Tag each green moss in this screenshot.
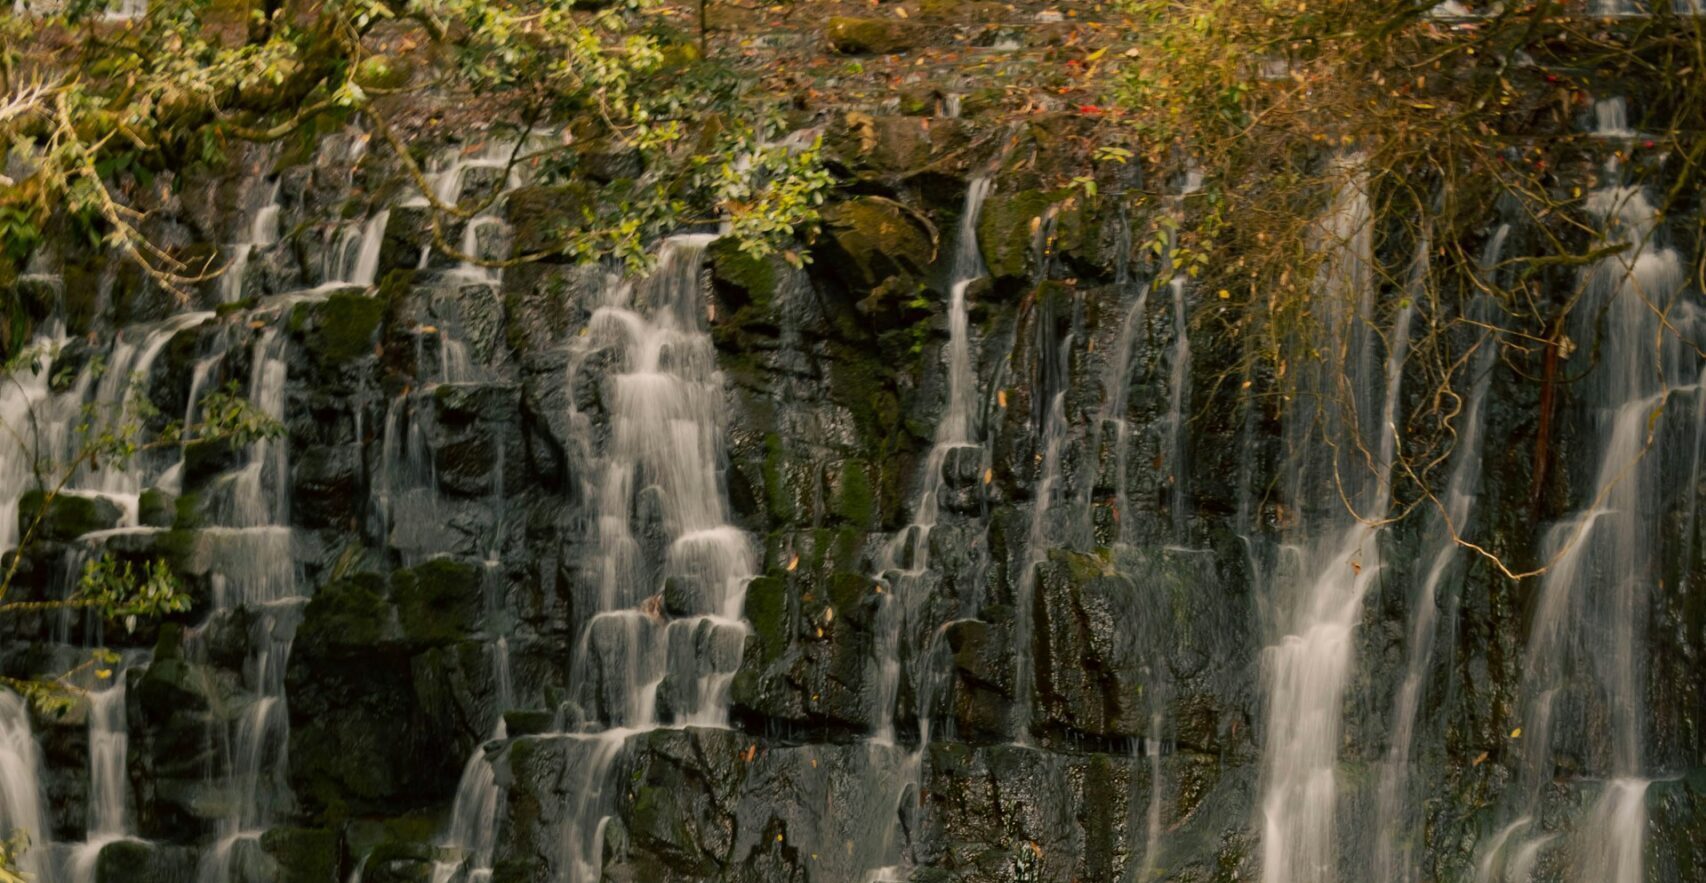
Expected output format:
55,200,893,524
761,433,794,524
298,292,385,366
832,458,875,526
19,489,121,541
742,575,789,663
139,488,175,528
302,573,390,647
354,54,412,90
391,558,480,645
505,184,595,256
977,189,1058,283
826,571,870,617
814,197,935,292
707,236,779,307
259,827,338,883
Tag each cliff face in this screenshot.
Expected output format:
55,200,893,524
3,6,1706,883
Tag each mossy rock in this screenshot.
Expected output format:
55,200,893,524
503,709,555,737
355,54,412,91
831,458,876,525
139,488,176,528
183,437,244,488
301,573,392,649
94,838,197,883
294,291,385,367
741,575,789,663
976,189,1060,284
827,113,937,175
812,197,936,299
362,838,434,883
391,558,481,645
19,490,121,542
259,827,338,883
707,236,780,309
827,17,922,55
917,0,1009,21
505,184,596,257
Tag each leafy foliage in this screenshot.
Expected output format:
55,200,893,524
0,0,830,294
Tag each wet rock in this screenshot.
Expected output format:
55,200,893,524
1030,549,1143,739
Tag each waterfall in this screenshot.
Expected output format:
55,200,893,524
195,319,307,883
66,656,146,883
76,311,214,516
1374,226,1508,883
870,175,992,737
1259,164,1413,883
0,333,62,552
1476,95,1693,883
1009,388,1068,744
1079,206,1147,551
0,692,53,882
220,177,282,304
1164,276,1191,542
858,177,993,883
429,723,507,883
349,210,391,289
553,234,753,881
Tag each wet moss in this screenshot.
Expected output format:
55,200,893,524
259,827,338,883
139,488,175,528
742,575,789,663
391,558,480,645
295,291,384,367
831,458,875,526
302,573,391,648
19,489,121,541
708,236,779,308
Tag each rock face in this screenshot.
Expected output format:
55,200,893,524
1,18,1705,883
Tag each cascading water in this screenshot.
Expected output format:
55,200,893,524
220,175,282,304
65,655,147,883
194,318,306,883
1258,164,1414,883
1475,96,1694,883
0,692,53,882
553,234,754,882
1374,226,1508,883
861,176,993,883
1163,276,1191,541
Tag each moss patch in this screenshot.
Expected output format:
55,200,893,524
391,558,480,645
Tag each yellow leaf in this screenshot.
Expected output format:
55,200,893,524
1510,727,1522,739
1472,751,1489,767
96,669,112,680
998,389,1008,408
1218,289,1231,300
983,468,993,485
786,554,799,572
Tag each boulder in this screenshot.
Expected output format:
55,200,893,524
826,17,922,55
